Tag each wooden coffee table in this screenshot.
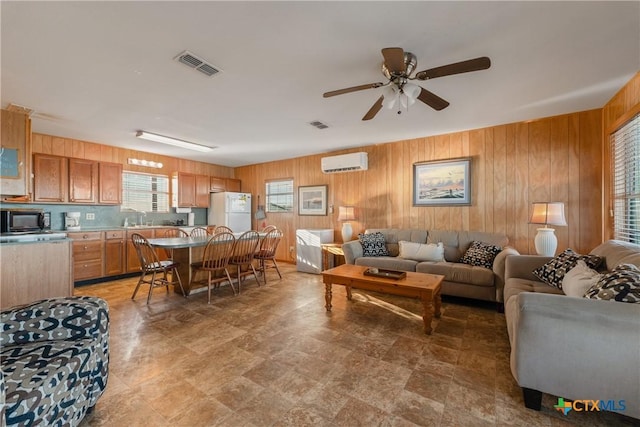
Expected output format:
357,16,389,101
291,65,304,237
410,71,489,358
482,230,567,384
322,264,444,334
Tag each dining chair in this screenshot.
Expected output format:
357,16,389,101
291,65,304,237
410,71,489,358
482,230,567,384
190,227,209,237
162,228,189,260
130,233,186,303
254,227,283,284
189,232,236,303
228,230,260,293
214,225,233,234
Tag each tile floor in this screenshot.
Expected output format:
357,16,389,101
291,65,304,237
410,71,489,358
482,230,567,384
77,264,636,426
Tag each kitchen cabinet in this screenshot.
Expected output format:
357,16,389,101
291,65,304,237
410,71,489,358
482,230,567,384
126,228,155,273
69,158,98,203
99,162,122,204
0,109,32,198
33,153,68,202
68,231,103,280
0,239,73,309
104,230,126,276
210,176,241,193
174,172,210,207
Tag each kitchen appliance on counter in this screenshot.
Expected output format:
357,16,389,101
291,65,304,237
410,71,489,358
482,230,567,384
208,192,252,233
0,232,67,243
65,212,81,231
1,209,50,233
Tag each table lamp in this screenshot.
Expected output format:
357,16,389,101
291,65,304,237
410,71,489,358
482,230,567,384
529,202,567,256
337,206,356,242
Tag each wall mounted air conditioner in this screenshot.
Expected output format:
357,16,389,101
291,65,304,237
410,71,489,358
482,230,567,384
321,152,368,173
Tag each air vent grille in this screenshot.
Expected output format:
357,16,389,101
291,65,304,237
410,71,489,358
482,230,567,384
174,50,221,77
310,120,329,130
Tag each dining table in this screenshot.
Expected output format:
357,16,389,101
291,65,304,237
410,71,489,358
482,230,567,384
146,232,266,295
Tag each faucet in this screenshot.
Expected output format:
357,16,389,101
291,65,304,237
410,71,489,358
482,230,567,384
138,211,146,226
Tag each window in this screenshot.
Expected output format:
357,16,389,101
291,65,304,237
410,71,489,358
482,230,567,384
265,179,293,212
122,172,170,212
611,112,640,243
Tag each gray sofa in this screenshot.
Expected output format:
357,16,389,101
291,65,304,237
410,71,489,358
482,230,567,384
342,229,519,304
504,240,640,419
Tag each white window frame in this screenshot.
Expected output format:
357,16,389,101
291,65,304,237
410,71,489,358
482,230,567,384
121,171,170,213
265,179,294,213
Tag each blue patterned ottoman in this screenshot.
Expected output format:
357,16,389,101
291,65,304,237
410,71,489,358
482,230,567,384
1,297,110,426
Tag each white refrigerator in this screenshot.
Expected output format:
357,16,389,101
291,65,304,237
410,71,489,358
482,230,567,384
208,192,252,232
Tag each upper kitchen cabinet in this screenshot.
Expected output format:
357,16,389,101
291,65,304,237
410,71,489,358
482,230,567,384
99,162,122,204
0,109,32,197
173,172,210,207
210,176,241,193
69,158,98,203
33,153,68,202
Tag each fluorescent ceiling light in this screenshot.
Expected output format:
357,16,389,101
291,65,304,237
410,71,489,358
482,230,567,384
136,131,215,152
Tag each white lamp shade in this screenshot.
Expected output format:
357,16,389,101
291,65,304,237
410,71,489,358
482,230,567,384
337,206,356,221
530,202,567,226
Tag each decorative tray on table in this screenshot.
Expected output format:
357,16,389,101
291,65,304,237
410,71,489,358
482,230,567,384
363,268,406,280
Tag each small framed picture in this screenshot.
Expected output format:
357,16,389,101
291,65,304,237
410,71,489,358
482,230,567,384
298,185,328,215
413,157,472,206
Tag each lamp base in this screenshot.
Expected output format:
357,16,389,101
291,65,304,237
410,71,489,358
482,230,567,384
341,222,353,242
534,227,557,256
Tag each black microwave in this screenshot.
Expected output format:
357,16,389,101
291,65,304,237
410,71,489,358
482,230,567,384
0,209,51,233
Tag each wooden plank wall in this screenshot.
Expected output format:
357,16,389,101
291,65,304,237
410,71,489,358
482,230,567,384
236,109,603,258
31,133,234,178
602,72,640,241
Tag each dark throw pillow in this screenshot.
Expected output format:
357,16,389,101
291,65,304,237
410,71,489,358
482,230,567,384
359,232,389,257
459,241,502,269
584,263,640,303
532,248,603,289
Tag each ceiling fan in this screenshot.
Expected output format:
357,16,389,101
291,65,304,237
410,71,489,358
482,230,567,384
323,47,491,120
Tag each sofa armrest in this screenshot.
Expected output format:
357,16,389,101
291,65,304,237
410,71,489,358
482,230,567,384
492,247,520,302
342,240,363,264
505,255,552,282
0,296,109,347
508,292,640,417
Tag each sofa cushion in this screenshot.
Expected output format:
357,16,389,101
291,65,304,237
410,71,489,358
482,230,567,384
532,248,603,289
585,263,640,303
365,229,428,257
355,256,418,272
398,241,444,262
562,260,601,297
427,230,509,262
459,241,502,269
358,232,389,257
590,240,640,271
503,277,565,303
416,262,494,287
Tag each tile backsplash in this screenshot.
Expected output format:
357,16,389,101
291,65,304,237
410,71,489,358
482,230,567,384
0,203,208,230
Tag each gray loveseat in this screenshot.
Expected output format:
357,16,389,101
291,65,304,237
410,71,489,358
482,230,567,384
504,240,640,419
342,229,519,305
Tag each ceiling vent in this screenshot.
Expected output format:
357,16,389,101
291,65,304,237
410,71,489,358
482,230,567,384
174,50,221,77
309,120,329,130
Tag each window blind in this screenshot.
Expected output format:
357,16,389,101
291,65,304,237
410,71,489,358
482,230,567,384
122,172,170,212
265,179,293,212
611,112,640,243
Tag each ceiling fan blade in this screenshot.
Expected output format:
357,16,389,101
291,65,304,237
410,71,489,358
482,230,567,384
323,82,384,98
415,56,491,80
417,88,449,111
381,47,406,74
362,96,384,121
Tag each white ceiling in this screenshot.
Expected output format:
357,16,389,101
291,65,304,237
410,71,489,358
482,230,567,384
2,2,638,167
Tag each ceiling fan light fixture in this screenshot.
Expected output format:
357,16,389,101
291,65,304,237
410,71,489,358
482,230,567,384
135,131,215,152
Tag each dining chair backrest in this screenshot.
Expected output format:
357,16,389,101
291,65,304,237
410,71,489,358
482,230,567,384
131,233,161,269
258,227,283,258
231,230,260,263
214,225,233,234
190,227,209,237
261,225,277,233
201,232,236,270
163,228,189,238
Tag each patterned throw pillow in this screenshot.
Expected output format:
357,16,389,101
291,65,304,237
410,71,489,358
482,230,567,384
532,248,603,289
584,263,640,303
359,232,389,257
459,241,502,269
